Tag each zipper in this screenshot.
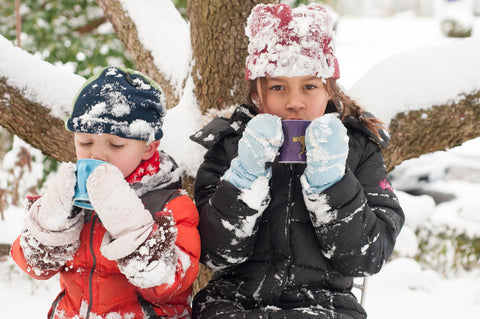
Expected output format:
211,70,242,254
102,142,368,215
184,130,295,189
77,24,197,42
48,290,65,319
285,164,294,261
275,164,295,304
86,214,98,319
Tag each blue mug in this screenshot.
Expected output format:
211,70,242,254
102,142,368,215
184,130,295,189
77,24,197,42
74,159,107,209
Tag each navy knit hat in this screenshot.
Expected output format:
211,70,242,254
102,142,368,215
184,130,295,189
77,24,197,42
66,66,166,142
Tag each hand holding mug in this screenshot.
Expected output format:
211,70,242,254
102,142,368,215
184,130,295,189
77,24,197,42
36,162,78,231
303,114,349,192
222,114,284,189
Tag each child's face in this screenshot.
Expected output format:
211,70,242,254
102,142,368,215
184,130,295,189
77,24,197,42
74,132,154,177
256,76,331,121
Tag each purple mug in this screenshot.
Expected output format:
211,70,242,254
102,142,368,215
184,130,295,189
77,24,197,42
278,120,311,163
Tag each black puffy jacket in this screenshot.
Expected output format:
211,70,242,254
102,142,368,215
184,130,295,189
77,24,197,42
191,104,404,319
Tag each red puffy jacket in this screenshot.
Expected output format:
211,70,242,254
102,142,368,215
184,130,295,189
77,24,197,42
11,152,200,319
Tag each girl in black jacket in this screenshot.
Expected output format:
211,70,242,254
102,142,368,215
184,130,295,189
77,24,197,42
190,3,404,318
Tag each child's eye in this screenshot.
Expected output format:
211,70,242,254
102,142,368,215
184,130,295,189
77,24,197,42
270,85,284,91
79,142,92,146
304,84,317,90
110,144,124,148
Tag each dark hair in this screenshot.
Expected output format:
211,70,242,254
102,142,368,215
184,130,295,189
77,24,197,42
246,78,385,138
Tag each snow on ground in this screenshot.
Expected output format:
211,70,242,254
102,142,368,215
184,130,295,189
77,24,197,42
1,10,480,319
365,259,480,318
0,255,59,317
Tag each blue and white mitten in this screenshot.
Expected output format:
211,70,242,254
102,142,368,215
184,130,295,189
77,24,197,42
302,114,349,194
222,114,283,189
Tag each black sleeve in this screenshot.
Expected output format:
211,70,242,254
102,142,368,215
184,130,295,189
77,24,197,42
194,140,266,271
305,134,405,276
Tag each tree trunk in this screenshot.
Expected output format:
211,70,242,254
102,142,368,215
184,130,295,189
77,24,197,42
187,0,277,113
95,0,179,108
187,0,277,293
0,77,76,162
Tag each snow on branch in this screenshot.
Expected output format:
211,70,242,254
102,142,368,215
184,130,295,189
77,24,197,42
0,35,84,120
349,37,480,126
120,0,191,95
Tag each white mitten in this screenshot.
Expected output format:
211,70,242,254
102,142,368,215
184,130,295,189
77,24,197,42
25,162,84,246
35,162,77,231
86,164,155,260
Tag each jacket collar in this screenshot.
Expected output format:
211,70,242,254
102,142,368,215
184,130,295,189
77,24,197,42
342,112,389,149
128,150,183,197
191,103,388,150
190,104,258,149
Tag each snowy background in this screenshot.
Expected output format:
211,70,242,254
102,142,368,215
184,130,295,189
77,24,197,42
1,2,480,318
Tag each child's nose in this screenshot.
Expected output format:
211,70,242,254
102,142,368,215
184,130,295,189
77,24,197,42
90,148,108,162
286,93,305,112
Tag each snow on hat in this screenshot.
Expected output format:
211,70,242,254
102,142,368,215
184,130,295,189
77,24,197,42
66,66,166,142
245,3,340,81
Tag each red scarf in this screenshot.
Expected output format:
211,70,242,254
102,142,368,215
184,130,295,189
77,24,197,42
126,150,161,185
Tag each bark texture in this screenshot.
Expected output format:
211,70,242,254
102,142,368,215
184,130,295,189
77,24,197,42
0,77,76,162
384,90,480,171
192,263,213,296
187,0,277,112
96,0,179,108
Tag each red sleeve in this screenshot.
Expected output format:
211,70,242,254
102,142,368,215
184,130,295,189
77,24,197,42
139,194,200,302
10,236,59,280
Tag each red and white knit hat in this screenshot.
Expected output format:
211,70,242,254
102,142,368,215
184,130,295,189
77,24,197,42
245,3,340,81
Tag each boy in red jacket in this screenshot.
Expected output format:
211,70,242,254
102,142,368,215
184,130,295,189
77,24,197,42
11,66,200,319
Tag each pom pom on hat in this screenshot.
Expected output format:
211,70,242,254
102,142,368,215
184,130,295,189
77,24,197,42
66,67,166,142
245,3,340,81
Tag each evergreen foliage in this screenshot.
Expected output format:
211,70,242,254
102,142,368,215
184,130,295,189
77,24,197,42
440,18,473,38
0,0,133,78
417,226,480,274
